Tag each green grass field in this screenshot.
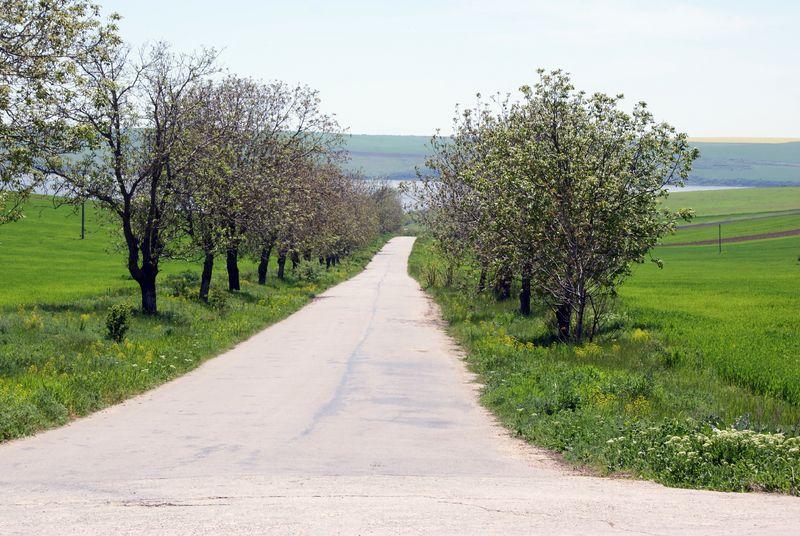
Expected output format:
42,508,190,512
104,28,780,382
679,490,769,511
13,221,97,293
0,196,388,441
625,237,800,404
659,186,800,245
643,186,800,405
665,186,800,217
409,186,800,493
0,196,201,306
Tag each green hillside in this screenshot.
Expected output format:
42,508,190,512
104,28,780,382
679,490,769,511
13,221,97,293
343,134,430,179
690,141,800,186
343,135,800,186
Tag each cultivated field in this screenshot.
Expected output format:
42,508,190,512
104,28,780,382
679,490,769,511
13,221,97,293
664,185,800,217
659,187,800,244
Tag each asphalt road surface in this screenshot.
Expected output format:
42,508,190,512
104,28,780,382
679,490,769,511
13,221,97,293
1,237,798,535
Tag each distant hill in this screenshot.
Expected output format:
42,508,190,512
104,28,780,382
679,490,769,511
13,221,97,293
688,141,800,186
343,134,431,180
342,134,800,186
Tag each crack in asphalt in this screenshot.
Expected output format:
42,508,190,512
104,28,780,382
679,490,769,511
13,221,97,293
295,256,393,438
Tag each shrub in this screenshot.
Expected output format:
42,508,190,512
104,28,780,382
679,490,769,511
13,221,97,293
164,271,200,298
444,263,455,287
297,260,323,283
422,264,438,288
206,288,229,312
105,303,133,342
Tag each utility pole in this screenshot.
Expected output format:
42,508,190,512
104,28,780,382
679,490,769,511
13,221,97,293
718,223,721,254
81,202,85,240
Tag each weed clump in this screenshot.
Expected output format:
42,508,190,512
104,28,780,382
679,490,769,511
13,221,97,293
297,260,323,283
165,271,200,298
206,288,229,312
422,264,438,288
105,303,133,342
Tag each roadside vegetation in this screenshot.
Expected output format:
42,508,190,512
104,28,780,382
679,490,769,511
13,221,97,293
409,68,800,494
411,231,800,494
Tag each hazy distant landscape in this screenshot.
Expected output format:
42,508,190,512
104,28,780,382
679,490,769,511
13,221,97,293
344,134,800,187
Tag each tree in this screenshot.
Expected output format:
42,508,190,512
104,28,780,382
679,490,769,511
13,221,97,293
0,0,115,224
420,70,698,342
171,81,236,301
370,181,404,234
483,70,697,340
223,80,341,291
415,102,517,296
174,76,345,294
51,41,218,314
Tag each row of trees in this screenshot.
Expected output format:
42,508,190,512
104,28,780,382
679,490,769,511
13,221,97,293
2,1,402,314
415,70,698,342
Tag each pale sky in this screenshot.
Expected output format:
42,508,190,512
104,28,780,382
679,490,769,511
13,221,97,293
98,0,800,137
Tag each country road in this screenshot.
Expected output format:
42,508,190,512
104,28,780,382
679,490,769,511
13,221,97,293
1,236,798,535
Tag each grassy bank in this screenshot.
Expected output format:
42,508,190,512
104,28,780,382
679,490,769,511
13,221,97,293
409,236,800,494
0,197,390,442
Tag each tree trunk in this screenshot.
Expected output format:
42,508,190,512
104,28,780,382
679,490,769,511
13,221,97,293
138,271,158,315
326,256,332,269
226,247,240,291
291,251,300,271
257,243,273,285
277,249,287,280
477,267,487,293
574,292,587,342
199,252,214,302
519,273,531,316
493,267,512,301
556,303,571,341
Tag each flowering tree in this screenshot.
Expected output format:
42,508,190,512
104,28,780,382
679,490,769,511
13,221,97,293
0,0,115,224
421,70,698,341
